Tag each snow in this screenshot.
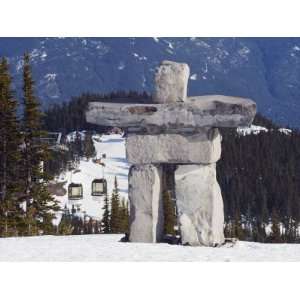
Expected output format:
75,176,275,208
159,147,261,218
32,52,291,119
195,40,211,48
0,234,299,261
190,73,197,80
40,51,47,60
237,125,268,136
166,48,174,54
44,73,57,81
66,130,86,142
237,125,292,136
54,134,130,222
153,37,159,42
16,59,24,72
293,45,300,51
118,61,125,70
278,128,292,135
167,41,174,49
132,53,147,61
30,48,40,58
238,46,250,58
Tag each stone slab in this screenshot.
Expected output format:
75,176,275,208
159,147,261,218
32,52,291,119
128,164,164,243
126,128,221,164
175,164,225,246
86,95,256,133
153,60,190,104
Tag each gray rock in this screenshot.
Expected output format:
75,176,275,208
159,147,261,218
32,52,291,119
126,128,221,164
175,164,225,246
128,164,164,243
153,60,190,103
86,95,256,132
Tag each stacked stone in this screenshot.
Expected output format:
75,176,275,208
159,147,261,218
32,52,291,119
86,60,256,247
127,61,223,246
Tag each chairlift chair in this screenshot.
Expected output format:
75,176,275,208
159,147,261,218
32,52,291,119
68,183,83,200
91,178,107,196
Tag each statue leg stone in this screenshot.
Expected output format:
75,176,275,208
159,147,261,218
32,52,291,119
128,164,164,243
175,164,225,246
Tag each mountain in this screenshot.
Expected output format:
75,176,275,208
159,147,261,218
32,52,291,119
1,37,300,127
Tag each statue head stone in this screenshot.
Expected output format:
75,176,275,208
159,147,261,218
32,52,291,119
153,60,190,103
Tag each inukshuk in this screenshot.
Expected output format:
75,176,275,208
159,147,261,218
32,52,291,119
86,60,256,246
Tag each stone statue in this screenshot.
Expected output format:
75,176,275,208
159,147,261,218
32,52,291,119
86,60,256,246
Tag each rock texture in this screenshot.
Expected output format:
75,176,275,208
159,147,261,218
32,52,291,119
175,164,225,246
128,164,164,243
86,95,256,133
153,60,190,104
86,60,256,247
126,128,221,164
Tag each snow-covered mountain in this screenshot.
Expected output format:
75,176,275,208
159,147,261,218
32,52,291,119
1,37,300,127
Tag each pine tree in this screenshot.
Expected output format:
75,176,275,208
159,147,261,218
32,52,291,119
119,198,129,234
57,205,73,235
233,211,245,240
110,176,121,233
20,53,59,235
270,208,282,243
73,131,84,159
162,190,176,236
101,192,110,233
83,132,96,160
0,57,23,237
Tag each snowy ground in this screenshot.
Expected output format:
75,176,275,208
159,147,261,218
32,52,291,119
54,133,129,223
0,234,299,261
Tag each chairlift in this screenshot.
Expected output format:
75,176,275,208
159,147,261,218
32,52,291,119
68,183,83,200
91,178,107,196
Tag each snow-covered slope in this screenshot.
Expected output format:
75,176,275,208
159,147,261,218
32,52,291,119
0,234,299,261
54,134,130,223
237,125,268,136
237,125,292,136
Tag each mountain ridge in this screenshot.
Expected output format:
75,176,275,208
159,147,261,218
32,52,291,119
1,37,299,127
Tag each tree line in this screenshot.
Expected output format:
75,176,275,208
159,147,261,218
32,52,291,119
43,91,151,134
0,54,59,237
218,115,300,243
57,176,129,236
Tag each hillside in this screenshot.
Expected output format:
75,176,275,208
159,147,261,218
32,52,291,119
1,37,300,127
53,133,129,224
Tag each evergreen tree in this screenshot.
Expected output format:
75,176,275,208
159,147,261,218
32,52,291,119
94,220,101,234
119,198,129,234
101,192,110,233
57,205,73,235
0,57,23,237
73,131,84,158
20,53,59,235
110,176,121,233
270,208,282,243
162,190,176,236
83,132,96,160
